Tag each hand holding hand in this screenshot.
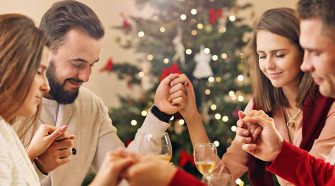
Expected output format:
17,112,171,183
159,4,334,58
239,110,283,162
169,74,200,120
34,127,75,173
125,154,177,186
26,124,68,161
155,74,186,115
90,149,134,186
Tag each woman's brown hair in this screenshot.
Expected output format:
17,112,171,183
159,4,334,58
0,14,49,137
248,8,316,112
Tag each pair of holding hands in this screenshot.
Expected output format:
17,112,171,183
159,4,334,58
154,73,198,119
236,110,284,162
26,124,75,173
91,149,177,186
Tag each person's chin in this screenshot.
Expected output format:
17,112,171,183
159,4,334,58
319,85,333,98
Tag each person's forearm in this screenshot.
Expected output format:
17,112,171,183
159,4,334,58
267,141,335,186
184,112,210,146
26,147,37,162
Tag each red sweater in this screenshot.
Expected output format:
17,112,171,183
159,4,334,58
266,141,335,186
169,168,206,186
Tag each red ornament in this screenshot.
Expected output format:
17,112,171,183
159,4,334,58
179,150,195,167
232,108,241,120
160,63,182,81
100,57,113,72
120,13,132,29
208,8,223,25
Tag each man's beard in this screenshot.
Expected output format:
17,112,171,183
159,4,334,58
46,61,81,104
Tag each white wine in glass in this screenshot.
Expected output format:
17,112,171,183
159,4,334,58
139,132,172,162
195,161,216,175
194,143,218,184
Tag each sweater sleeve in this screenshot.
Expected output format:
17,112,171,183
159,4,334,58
266,141,335,186
0,136,12,184
169,168,206,186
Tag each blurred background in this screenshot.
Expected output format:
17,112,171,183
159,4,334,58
1,0,297,185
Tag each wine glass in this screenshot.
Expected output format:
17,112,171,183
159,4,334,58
139,132,172,162
194,143,218,184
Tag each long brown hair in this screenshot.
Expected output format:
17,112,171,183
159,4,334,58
248,8,316,112
0,14,48,132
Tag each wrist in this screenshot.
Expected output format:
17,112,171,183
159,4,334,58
183,111,201,124
151,104,173,123
271,139,284,162
26,146,38,162
34,157,49,175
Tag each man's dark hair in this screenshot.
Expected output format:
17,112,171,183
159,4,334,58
297,0,335,30
40,0,105,51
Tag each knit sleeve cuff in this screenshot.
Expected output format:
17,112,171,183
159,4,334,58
169,168,205,186
266,141,306,176
139,107,170,136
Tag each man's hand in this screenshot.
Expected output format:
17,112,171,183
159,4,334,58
35,129,75,173
169,74,200,121
90,149,134,186
238,110,284,162
155,73,186,115
26,124,68,161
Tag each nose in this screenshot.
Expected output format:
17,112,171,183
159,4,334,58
265,57,276,70
78,65,91,82
300,53,314,72
41,76,50,94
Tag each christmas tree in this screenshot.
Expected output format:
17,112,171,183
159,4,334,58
101,0,253,184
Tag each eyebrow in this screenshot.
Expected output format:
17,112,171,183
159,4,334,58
257,49,288,53
72,58,100,63
303,47,321,52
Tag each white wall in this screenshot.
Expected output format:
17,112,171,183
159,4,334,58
0,0,297,107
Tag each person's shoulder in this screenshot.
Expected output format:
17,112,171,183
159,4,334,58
76,87,106,109
78,87,103,103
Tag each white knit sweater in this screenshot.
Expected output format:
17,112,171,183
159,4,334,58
0,117,40,186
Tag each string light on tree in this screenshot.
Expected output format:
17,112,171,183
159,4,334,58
197,23,204,29
218,26,227,33
191,30,198,36
205,89,211,95
185,49,192,55
138,31,145,38
237,74,244,81
216,77,222,82
238,95,244,102
236,178,245,186
231,125,237,132
215,113,222,120
138,71,144,78
141,110,148,116
160,27,166,32
191,9,197,15
179,119,185,125
229,91,235,97
210,104,217,111
180,14,187,21
208,76,215,83
147,54,153,61
229,15,236,22
213,141,220,147
204,48,210,54
163,58,169,64
222,116,229,122
221,53,228,59
131,120,137,126
212,55,218,61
